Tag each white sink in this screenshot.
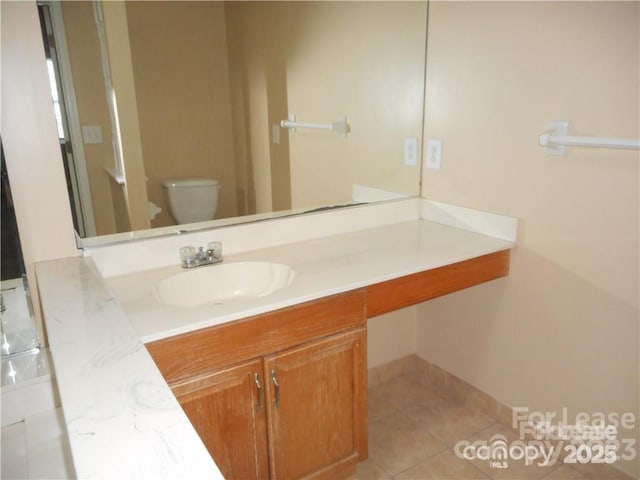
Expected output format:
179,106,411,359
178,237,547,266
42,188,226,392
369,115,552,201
155,261,295,307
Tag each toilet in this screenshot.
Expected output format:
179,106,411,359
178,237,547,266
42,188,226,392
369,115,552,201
162,178,220,224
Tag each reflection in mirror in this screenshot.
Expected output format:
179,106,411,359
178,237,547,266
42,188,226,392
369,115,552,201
1,145,42,368
40,1,427,245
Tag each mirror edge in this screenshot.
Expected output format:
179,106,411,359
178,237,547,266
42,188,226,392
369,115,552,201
76,196,421,249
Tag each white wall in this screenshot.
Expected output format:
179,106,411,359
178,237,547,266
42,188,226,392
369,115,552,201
420,2,639,477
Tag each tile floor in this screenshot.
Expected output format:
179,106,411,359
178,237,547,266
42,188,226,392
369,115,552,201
356,374,634,480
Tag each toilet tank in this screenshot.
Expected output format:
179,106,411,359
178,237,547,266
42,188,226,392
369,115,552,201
162,178,220,224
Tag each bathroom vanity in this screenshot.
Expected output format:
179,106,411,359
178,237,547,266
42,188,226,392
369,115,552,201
35,200,516,479
148,290,367,480
145,249,509,479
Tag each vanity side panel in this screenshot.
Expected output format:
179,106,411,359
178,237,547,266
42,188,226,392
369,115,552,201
147,289,367,384
366,250,511,318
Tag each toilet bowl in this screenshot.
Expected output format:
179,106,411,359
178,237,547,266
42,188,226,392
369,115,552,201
162,178,220,224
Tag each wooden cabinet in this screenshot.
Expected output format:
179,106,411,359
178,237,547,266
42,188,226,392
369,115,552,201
172,359,269,480
265,329,365,480
147,290,367,480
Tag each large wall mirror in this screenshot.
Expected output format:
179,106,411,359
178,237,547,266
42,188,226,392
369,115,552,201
39,0,427,246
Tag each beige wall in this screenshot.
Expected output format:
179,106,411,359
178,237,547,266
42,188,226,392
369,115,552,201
61,1,118,236
225,2,426,213
368,307,417,370
126,1,238,227
62,1,150,234
101,1,150,232
420,2,639,477
284,1,426,209
225,2,277,215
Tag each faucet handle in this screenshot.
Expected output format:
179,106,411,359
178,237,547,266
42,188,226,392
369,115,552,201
207,241,222,258
179,246,196,266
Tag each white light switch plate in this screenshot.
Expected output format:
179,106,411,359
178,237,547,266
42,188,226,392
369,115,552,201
82,126,103,144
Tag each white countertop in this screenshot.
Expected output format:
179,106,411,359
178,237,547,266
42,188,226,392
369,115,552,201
108,220,513,343
36,208,515,480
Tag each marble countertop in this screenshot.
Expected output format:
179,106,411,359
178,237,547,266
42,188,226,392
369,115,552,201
36,214,514,480
36,257,223,480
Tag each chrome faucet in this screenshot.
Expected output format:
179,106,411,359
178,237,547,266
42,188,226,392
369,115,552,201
179,241,223,269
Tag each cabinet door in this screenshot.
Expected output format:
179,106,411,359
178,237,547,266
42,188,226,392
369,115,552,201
265,328,366,480
172,358,269,480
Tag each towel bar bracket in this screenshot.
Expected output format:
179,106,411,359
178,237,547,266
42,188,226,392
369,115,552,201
540,121,570,156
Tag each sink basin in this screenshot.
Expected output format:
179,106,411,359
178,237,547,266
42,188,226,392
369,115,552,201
155,261,295,307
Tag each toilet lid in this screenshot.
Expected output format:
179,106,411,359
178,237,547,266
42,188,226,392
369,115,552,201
162,178,219,188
